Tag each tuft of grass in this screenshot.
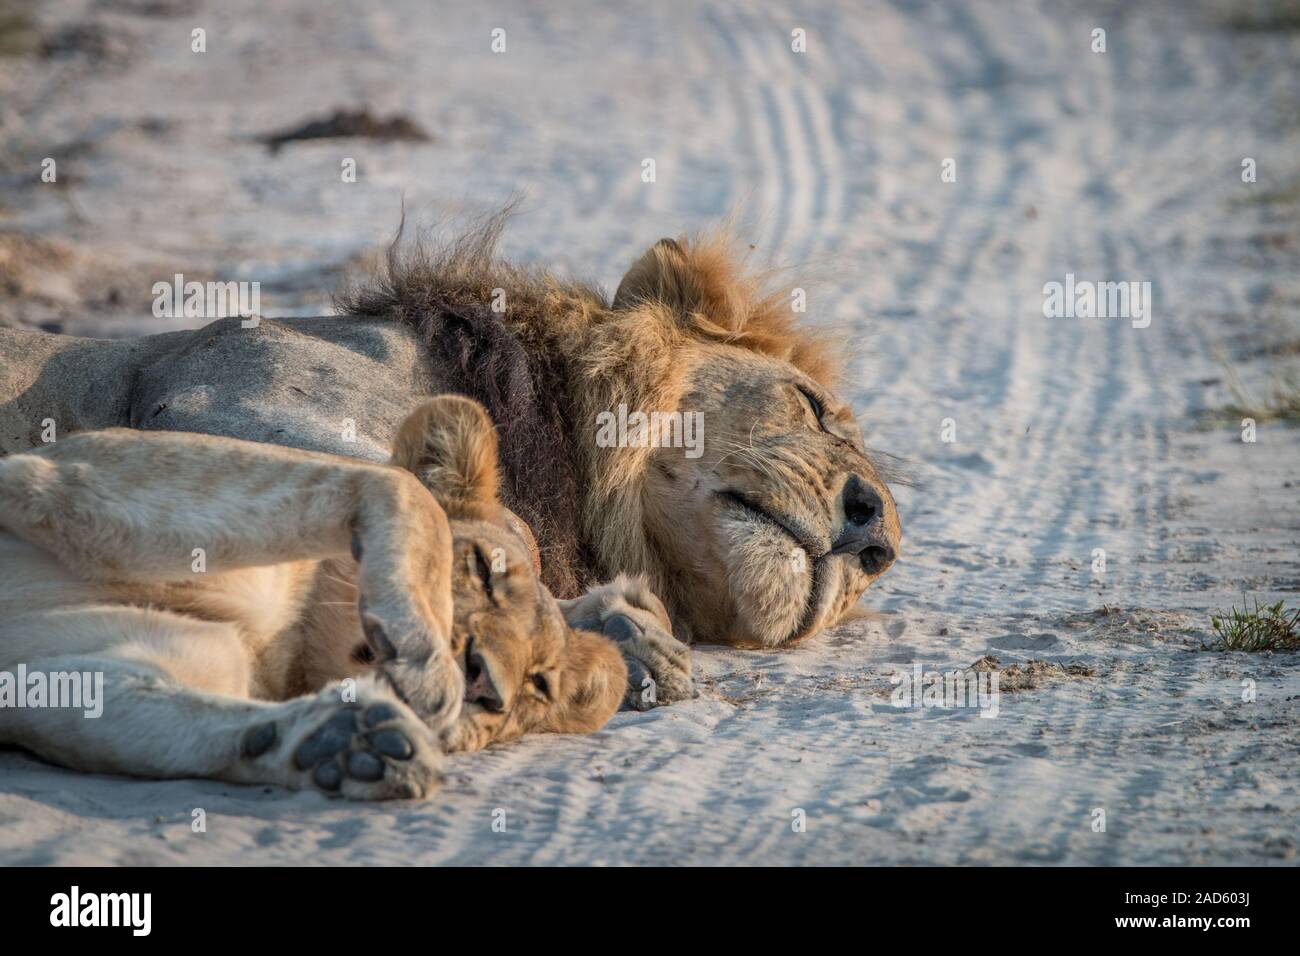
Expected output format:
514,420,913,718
1208,598,1300,651
1228,177,1300,209
1218,0,1300,31
1201,359,1300,426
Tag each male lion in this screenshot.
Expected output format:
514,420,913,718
0,211,901,694
0,396,643,798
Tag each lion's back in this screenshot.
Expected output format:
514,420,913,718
126,315,438,461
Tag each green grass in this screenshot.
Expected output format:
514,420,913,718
1209,598,1300,651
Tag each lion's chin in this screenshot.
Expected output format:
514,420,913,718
719,511,817,647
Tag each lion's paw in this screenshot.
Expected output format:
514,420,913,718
352,531,465,733
603,612,694,710
353,597,464,734
240,679,442,800
374,651,463,736
561,574,694,710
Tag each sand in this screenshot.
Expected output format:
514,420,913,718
0,0,1297,865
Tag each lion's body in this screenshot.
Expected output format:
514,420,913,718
0,398,640,797
1,213,900,650
0,316,431,464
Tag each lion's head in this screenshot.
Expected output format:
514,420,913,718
575,234,901,647
387,396,627,751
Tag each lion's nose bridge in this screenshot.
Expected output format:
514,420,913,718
465,643,509,712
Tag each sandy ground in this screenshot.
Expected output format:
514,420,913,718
1,0,1299,864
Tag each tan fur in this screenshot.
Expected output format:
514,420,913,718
340,215,901,647
0,397,630,798
585,233,902,646
391,396,502,521
0,211,899,694
611,230,841,386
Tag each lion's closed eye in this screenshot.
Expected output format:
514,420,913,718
796,386,830,434
472,545,495,599
529,670,557,702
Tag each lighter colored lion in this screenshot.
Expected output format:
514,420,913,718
0,209,901,693
0,396,644,798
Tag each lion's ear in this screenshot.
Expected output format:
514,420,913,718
390,396,501,518
612,237,697,313
541,629,627,734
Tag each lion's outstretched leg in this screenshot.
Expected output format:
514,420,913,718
560,575,694,710
0,606,441,799
0,429,462,727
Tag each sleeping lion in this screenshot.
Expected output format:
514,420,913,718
0,210,902,702
0,396,667,798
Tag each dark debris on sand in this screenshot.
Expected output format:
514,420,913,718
260,109,432,152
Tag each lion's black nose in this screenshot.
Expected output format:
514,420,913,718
832,476,897,575
857,542,895,575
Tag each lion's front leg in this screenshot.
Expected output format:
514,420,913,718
560,575,694,710
346,482,463,731
0,607,441,800
0,428,464,732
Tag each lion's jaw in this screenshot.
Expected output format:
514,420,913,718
636,348,901,647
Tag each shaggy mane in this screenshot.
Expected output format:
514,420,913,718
335,205,603,597
334,205,843,596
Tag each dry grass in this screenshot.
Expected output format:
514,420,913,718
1201,359,1300,426
1217,0,1300,31
1227,177,1300,209
0,2,36,57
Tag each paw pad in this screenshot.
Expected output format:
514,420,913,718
294,703,419,794
347,750,384,781
293,708,359,769
242,721,278,758
313,760,343,791
364,703,399,727
369,728,414,759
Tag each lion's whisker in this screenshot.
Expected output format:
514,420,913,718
712,432,784,483
712,438,780,481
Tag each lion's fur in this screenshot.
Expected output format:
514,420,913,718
0,396,633,797
0,207,899,649
336,208,603,599
334,209,895,645
335,209,849,607
610,231,842,387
